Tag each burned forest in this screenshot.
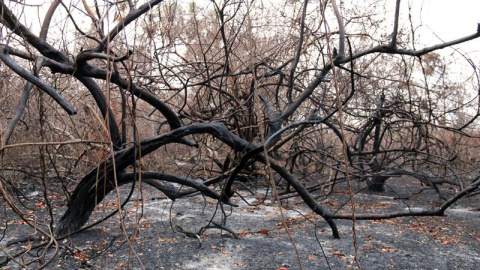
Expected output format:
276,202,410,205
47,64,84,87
1,0,480,269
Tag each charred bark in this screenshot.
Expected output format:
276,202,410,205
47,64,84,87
55,122,340,238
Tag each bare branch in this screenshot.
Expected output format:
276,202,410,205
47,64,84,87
390,0,401,48
39,0,60,40
76,50,133,63
0,46,76,115
0,2,69,62
4,0,61,145
331,0,345,58
287,0,309,103
95,0,165,52
75,76,122,150
339,31,480,63
332,177,480,220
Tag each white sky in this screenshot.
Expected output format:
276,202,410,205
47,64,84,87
403,0,480,61
419,0,480,40
4,0,480,70
12,1,480,48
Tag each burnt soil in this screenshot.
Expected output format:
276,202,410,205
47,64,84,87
1,177,479,270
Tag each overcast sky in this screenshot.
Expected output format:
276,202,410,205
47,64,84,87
409,0,479,57
420,0,479,39
8,0,480,64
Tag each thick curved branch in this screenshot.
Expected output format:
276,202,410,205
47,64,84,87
56,122,240,235
77,63,183,130
75,76,122,150
57,122,338,237
0,44,34,60
4,0,61,145
41,58,188,135
0,47,76,115
76,50,133,63
0,2,69,62
3,57,45,145
120,171,223,201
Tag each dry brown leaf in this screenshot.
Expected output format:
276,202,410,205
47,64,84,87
332,251,345,257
